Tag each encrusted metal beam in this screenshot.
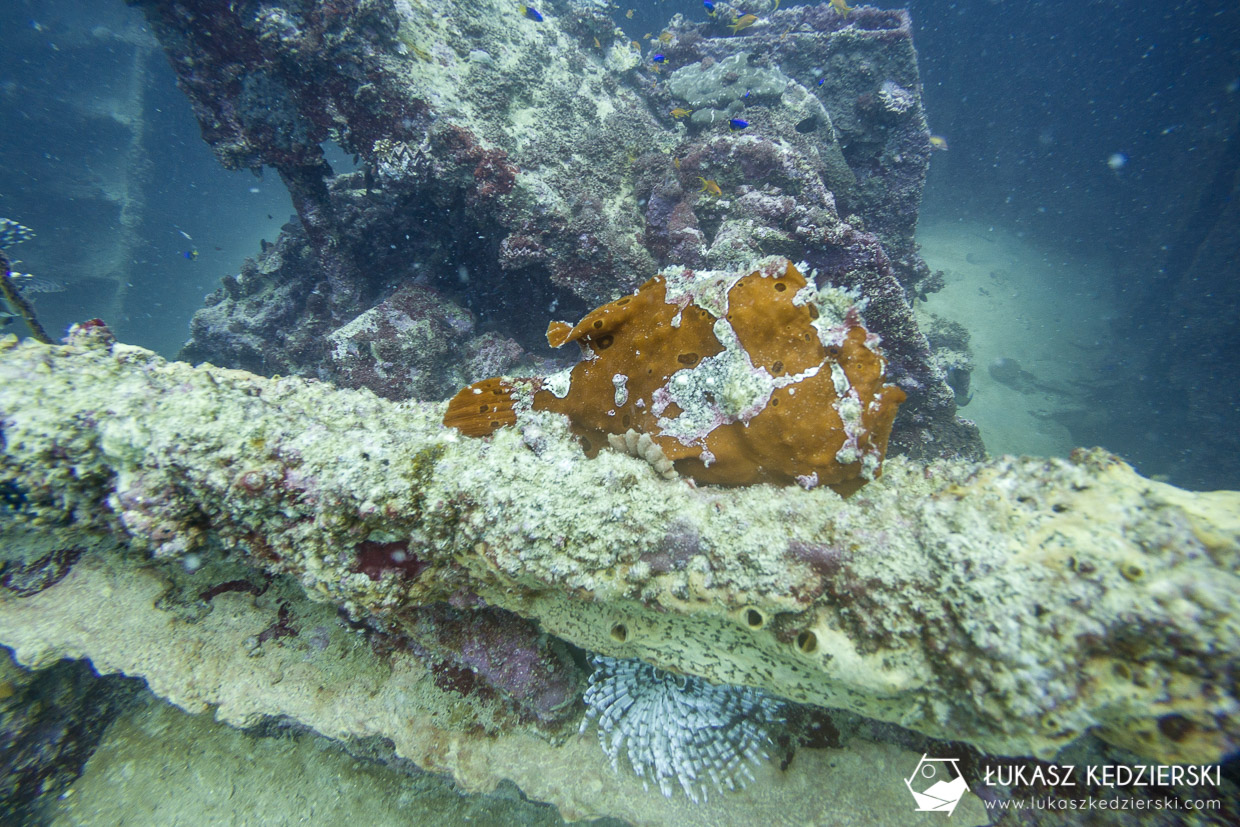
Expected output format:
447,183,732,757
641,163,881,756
1,325,1237,768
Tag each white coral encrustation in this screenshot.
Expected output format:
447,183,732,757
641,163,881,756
877,80,915,114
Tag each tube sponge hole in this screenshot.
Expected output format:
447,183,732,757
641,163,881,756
795,630,818,654
610,623,629,643
742,607,766,630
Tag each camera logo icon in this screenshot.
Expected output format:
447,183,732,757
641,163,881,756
904,754,969,816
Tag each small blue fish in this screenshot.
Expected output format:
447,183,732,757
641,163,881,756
0,217,35,248
703,0,717,17
729,118,749,130
183,249,199,260
652,54,666,64
520,4,543,21
817,78,826,86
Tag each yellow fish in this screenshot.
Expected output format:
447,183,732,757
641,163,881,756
698,177,722,197
671,107,693,119
626,9,634,19
593,36,601,48
929,135,949,151
830,0,853,16
730,13,758,34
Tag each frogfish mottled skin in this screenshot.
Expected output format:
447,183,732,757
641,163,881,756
444,258,905,494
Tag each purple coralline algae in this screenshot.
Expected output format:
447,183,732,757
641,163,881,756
400,603,584,726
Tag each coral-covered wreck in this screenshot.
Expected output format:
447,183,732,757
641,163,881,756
4,1,1237,823
148,0,979,460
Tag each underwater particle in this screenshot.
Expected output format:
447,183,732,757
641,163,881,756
1107,152,1128,171
580,655,784,803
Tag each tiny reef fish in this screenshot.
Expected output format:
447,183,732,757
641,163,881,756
0,218,35,248
929,135,949,151
729,118,750,130
830,0,853,16
698,177,722,196
183,249,199,260
652,54,666,64
626,9,634,19
730,13,758,34
703,0,717,17
671,107,693,119
520,4,543,22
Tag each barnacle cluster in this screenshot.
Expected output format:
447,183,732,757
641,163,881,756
580,655,785,803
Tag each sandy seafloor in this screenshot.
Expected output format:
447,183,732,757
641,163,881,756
37,203,1107,826
915,211,1120,461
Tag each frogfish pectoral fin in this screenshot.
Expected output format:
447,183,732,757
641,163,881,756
443,377,520,437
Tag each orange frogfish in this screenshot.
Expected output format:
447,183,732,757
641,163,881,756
443,258,905,494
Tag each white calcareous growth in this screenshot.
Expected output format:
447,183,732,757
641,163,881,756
580,655,785,803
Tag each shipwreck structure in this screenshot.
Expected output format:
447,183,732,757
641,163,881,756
4,1,1238,822
132,0,980,459
1,326,1238,822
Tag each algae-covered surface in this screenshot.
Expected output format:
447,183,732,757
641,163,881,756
50,697,577,827
2,0,1239,825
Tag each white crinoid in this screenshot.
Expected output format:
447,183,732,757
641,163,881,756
580,655,785,803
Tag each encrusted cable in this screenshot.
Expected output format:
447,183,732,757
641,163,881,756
0,249,51,344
